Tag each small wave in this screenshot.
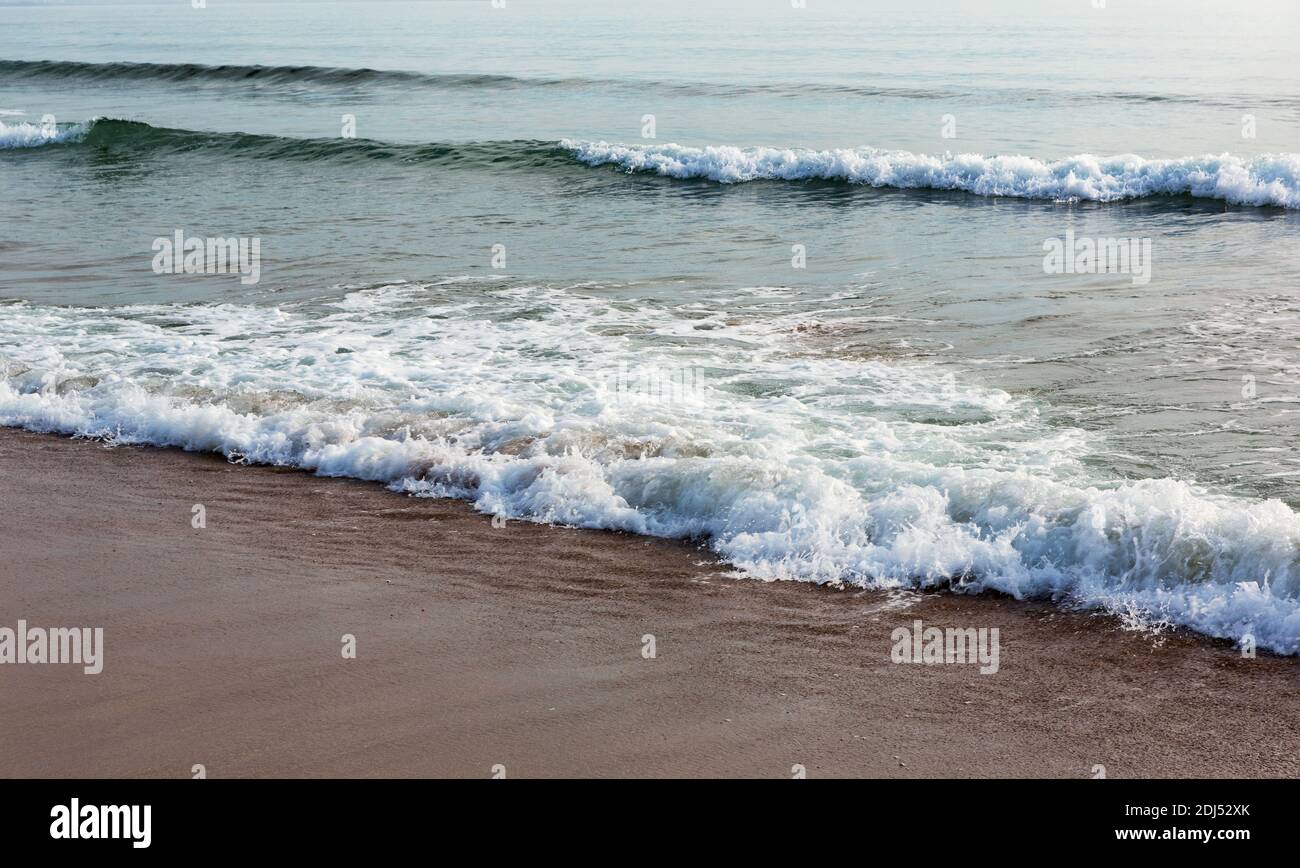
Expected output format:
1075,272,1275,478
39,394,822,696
565,140,1300,208
0,117,566,167
8,118,1299,211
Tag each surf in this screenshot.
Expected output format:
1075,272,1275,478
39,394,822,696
0,283,1296,655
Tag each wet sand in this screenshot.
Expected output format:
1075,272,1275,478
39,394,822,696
0,427,1295,778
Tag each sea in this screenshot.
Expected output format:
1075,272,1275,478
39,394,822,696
2,0,1299,653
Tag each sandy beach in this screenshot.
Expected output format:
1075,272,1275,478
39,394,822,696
0,427,1294,778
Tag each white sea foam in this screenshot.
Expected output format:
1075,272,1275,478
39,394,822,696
565,140,1300,208
0,118,90,148
1,284,1296,654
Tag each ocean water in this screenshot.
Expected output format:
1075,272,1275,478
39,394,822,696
2,0,1299,654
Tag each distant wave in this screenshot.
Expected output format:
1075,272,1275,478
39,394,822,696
0,58,545,90
0,58,918,98
2,58,1291,108
566,140,1300,208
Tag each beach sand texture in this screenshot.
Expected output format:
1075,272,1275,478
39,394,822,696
1,428,1295,779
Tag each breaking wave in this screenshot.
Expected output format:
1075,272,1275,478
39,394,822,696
566,140,1300,208
6,117,1297,209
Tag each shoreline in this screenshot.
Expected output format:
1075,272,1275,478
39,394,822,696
1,426,1296,778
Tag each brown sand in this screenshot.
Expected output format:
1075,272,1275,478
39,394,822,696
0,427,1295,778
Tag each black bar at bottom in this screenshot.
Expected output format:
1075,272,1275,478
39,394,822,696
0,779,1288,854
